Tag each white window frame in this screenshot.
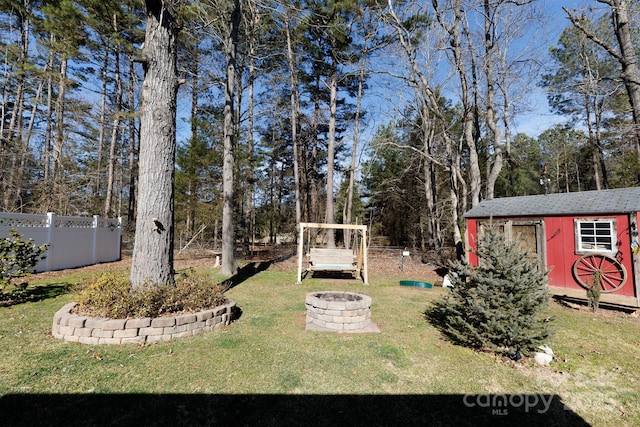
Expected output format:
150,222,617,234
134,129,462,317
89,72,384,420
574,218,617,254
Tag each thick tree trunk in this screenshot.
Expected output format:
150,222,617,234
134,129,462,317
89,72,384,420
130,0,179,288
220,0,240,276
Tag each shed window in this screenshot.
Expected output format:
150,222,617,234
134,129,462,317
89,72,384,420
575,219,616,254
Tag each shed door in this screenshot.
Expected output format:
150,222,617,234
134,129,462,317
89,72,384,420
512,223,543,267
478,220,544,270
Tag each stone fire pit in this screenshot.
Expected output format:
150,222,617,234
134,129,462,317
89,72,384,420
305,291,379,333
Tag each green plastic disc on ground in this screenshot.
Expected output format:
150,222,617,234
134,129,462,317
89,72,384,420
400,280,433,289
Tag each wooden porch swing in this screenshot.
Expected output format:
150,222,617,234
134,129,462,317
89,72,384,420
296,222,369,284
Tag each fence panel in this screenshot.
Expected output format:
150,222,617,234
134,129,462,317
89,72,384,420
0,212,121,272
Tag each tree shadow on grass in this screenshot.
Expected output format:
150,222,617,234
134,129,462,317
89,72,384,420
0,282,73,308
222,250,297,291
308,270,361,281
222,261,275,291
0,393,591,427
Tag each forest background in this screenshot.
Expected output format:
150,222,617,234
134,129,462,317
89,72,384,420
2,0,639,256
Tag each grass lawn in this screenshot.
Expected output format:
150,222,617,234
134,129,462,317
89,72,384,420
0,260,639,426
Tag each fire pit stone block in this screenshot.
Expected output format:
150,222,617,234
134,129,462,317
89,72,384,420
305,291,380,333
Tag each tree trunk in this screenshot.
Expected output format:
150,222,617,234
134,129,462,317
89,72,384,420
388,0,463,252
52,57,67,183
17,78,44,211
3,73,24,210
310,76,321,223
186,36,200,236
325,72,338,248
43,42,54,183
220,0,240,276
421,104,440,251
127,53,138,230
105,22,122,218
345,31,369,249
431,0,482,206
594,101,609,188
285,16,302,230
450,145,464,261
567,0,640,166
2,5,29,211
483,0,503,201
244,0,259,255
96,51,108,197
608,0,640,160
129,0,179,288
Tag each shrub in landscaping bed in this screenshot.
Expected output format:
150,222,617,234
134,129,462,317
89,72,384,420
74,271,228,318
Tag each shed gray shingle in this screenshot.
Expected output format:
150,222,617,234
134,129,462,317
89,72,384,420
464,187,640,218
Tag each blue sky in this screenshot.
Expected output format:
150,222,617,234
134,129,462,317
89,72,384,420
173,1,608,144
513,0,606,136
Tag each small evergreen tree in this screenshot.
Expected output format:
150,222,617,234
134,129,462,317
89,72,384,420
427,225,553,358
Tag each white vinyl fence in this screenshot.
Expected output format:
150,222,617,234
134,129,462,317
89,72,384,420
0,212,121,272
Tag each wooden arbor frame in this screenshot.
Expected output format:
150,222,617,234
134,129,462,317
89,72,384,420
296,222,369,285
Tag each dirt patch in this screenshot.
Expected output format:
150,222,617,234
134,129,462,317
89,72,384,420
248,246,445,284
550,297,640,320
28,246,640,322
30,246,446,285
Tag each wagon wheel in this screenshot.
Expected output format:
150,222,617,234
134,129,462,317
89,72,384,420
572,254,627,293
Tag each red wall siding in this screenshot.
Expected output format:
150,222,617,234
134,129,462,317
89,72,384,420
544,214,635,297
544,217,571,289
466,219,478,266
466,214,636,298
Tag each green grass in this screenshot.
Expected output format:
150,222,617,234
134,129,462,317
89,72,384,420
0,265,639,426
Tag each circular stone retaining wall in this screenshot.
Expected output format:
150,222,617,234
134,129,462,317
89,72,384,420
305,291,379,333
52,300,236,345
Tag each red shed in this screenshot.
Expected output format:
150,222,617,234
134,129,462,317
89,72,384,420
463,187,640,308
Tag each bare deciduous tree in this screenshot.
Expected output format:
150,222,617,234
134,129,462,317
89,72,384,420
565,0,640,164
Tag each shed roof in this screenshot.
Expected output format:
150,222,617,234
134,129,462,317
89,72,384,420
464,187,640,218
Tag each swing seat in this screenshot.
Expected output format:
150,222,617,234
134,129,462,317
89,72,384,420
308,248,357,272
296,222,368,284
